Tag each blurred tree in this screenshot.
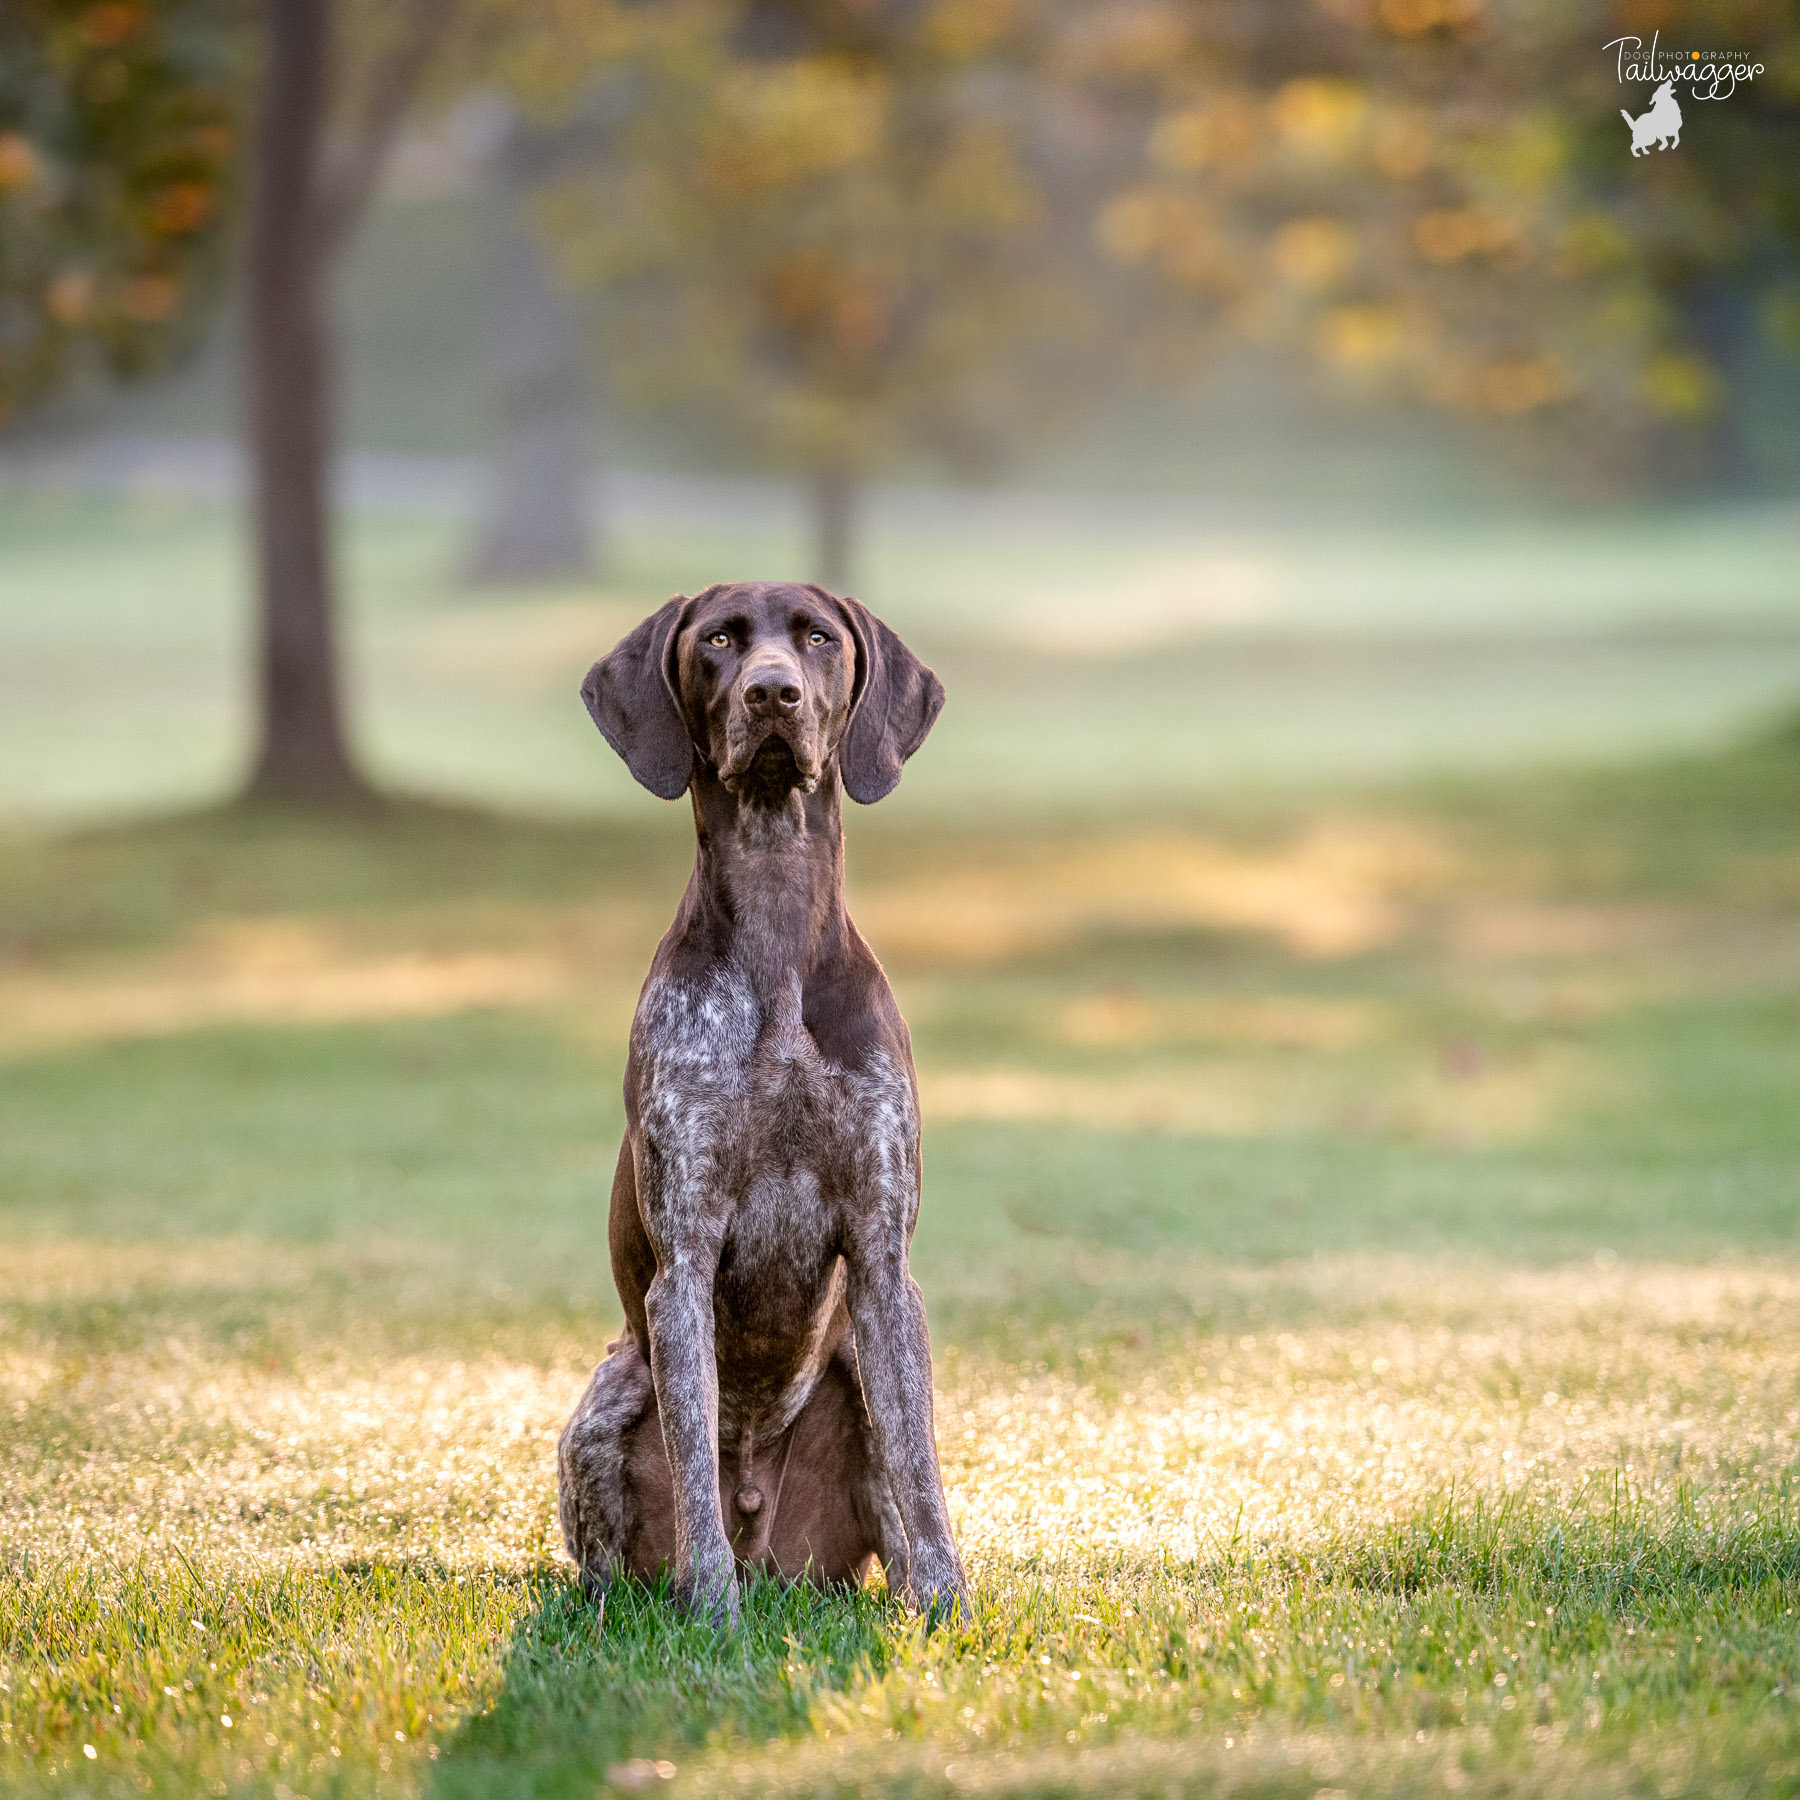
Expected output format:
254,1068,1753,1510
0,0,238,424
4,0,619,804
461,95,598,586
1084,0,1800,493
244,0,624,799
244,0,464,804
543,0,1117,589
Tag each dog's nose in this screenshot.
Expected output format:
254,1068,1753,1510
743,673,802,714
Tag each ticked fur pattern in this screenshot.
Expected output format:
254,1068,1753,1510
558,581,966,1626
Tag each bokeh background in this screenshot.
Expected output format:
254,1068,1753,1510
5,3,1800,1798
6,0,1800,820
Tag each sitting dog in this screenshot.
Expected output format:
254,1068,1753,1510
1623,79,1682,155
557,582,968,1625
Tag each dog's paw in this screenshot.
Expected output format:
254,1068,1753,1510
907,1553,971,1630
919,1583,970,1631
678,1547,742,1630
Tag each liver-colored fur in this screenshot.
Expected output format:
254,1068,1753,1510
557,581,968,1624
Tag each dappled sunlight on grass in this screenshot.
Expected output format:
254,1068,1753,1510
8,1251,1800,1795
1020,553,1282,651
6,1347,570,1570
1053,992,1388,1051
856,820,1452,963
941,1258,1800,1565
918,1041,1604,1143
0,917,562,1056
3,743,1800,1793
7,1252,1798,1577
410,595,645,695
1447,902,1684,962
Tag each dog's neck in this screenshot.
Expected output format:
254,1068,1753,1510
685,757,848,1003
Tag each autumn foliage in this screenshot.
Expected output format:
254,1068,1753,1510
0,0,238,420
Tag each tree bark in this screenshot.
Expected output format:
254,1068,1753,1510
244,0,365,802
812,468,856,593
464,107,596,584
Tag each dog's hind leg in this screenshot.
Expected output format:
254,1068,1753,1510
558,1335,675,1597
563,1338,916,1600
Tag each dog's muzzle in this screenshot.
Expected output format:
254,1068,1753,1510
720,657,822,792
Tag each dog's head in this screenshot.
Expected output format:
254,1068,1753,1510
581,582,944,807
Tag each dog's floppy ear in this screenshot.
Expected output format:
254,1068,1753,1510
830,592,945,805
580,595,696,799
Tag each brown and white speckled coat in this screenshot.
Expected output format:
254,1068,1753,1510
556,581,968,1626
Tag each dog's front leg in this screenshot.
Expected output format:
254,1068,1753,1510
844,1229,969,1622
636,1116,736,1623
642,1246,738,1624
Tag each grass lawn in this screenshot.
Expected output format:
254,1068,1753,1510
4,705,1800,1796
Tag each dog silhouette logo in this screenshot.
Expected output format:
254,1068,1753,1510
1622,79,1683,154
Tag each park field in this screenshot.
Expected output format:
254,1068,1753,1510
4,722,1800,1797
3,480,1800,822
4,482,1800,1797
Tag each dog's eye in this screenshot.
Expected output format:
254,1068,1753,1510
808,631,829,645
707,631,731,648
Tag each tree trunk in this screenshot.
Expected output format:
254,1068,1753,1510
244,0,367,803
1686,279,1755,494
464,108,596,584
812,468,856,593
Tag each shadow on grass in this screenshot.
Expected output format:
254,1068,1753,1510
428,1571,899,1800
422,1500,1800,1800
0,794,694,959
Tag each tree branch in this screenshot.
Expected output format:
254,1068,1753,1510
314,0,461,264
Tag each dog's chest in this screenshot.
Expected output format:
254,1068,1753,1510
633,966,918,1218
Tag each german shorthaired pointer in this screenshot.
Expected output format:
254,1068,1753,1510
557,581,968,1626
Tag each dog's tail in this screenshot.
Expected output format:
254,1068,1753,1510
1620,108,1635,127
